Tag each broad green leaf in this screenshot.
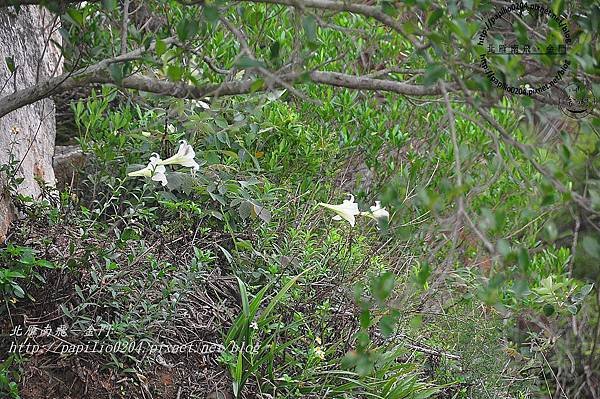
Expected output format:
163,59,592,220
582,236,600,258
250,79,264,92
414,262,431,289
176,19,198,42
543,303,555,316
238,200,252,220
371,272,395,303
155,38,167,57
270,41,280,60
302,15,318,44
236,56,266,69
108,63,124,85
166,65,184,82
66,8,84,27
203,5,219,23
252,201,271,223
379,311,399,337
101,0,117,10
427,9,444,26
423,64,447,86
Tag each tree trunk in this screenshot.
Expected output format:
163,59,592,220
0,5,62,241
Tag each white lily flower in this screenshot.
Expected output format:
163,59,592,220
158,140,200,174
128,153,168,186
318,194,360,227
362,201,390,221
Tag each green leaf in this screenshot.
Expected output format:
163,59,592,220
552,0,565,15
109,63,124,85
260,267,314,322
60,304,73,318
496,239,511,256
236,277,250,319
580,283,594,297
414,262,430,289
233,350,243,397
120,228,139,242
543,303,555,317
379,311,399,337
236,56,266,69
37,259,55,269
302,15,318,44
512,280,530,298
66,8,84,27
238,200,253,220
269,41,281,60
517,248,530,273
250,79,264,92
101,0,117,10
75,284,85,301
155,38,167,57
165,172,197,194
252,201,271,223
423,63,446,86
371,272,395,303
166,65,184,82
427,9,444,26
359,309,371,329
582,235,600,258
176,19,198,42
12,283,24,298
5,56,15,74
381,0,398,17
203,5,219,23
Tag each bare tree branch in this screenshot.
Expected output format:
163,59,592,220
0,68,446,118
0,38,172,117
0,24,446,120
308,70,445,94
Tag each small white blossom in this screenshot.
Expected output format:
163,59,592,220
192,99,210,110
158,140,200,174
128,153,168,186
250,321,259,330
362,201,390,221
313,346,325,360
318,194,360,227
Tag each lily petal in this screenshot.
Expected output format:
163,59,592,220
318,194,360,227
128,155,169,186
151,164,168,186
127,167,152,178
158,140,200,174
361,201,390,223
